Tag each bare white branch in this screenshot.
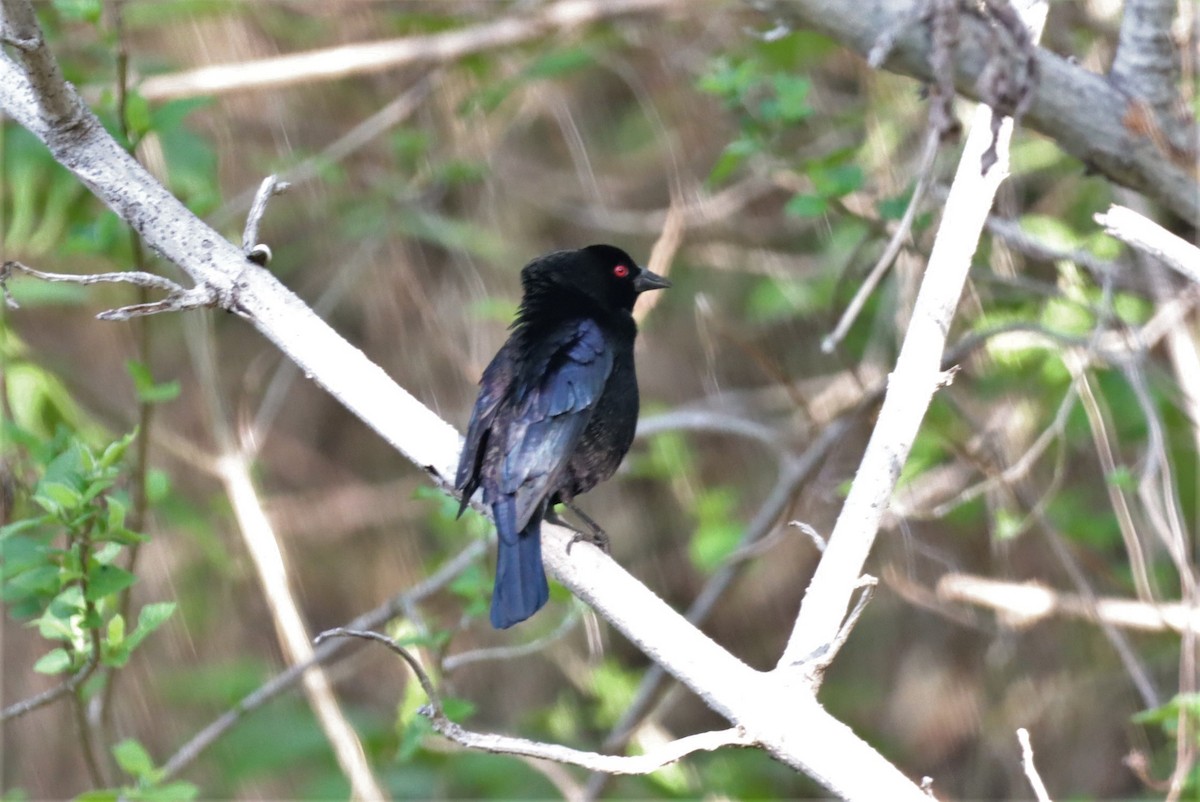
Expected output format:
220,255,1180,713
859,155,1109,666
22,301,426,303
1095,204,1200,286
1017,728,1053,802
215,454,387,802
1111,0,1187,137
779,0,1049,670
430,719,751,775
0,0,79,126
769,0,1198,223
797,576,879,681
938,572,1200,634
135,0,683,101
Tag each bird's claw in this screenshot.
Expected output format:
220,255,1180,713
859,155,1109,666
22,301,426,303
567,528,610,555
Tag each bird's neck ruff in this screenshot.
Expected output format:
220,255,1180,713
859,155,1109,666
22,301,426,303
512,284,635,341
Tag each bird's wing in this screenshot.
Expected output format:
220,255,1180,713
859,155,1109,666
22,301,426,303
455,341,515,511
500,318,613,528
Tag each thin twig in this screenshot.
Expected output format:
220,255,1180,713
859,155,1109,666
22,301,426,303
241,175,290,254
317,628,754,775
1065,354,1155,603
0,656,98,722
212,78,432,227
823,128,940,353
1,260,186,296
977,207,1123,278
797,575,879,679
635,193,684,325
0,260,215,320
636,409,789,457
789,521,828,553
923,385,1078,518
72,690,106,787
442,609,581,672
1016,728,1053,802
315,628,441,702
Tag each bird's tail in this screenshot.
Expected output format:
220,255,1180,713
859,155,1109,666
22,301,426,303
490,497,550,629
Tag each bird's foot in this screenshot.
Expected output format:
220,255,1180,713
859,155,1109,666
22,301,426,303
554,502,610,555
567,527,610,555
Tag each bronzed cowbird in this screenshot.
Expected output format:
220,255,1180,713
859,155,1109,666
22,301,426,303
455,245,670,628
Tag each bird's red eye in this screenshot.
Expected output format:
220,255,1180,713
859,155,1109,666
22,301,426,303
613,264,630,278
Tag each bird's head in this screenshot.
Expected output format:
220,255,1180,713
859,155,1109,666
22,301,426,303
521,244,671,314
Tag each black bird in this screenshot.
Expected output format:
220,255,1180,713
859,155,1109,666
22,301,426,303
455,245,671,628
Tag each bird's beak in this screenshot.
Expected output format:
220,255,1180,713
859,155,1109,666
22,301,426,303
633,269,672,293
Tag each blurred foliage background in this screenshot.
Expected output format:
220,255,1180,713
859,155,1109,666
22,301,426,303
2,0,1197,798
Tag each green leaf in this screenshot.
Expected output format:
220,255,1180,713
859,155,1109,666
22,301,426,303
877,186,915,221
52,0,103,23
8,564,66,603
113,738,158,782
85,564,136,601
106,497,128,533
98,431,137,470
124,92,153,139
1020,214,1080,253
993,507,1025,541
767,73,812,122
785,193,828,218
107,613,126,648
34,647,73,674
524,47,594,81
1107,466,1136,491
42,444,85,486
1,516,51,540
689,487,742,572
1133,693,1200,733
1112,292,1151,326
746,275,831,322
1040,297,1094,336
125,602,176,651
395,629,451,650
75,790,120,802
397,713,433,762
126,361,181,404
93,542,122,564
697,57,761,105
34,481,82,516
127,781,199,802
440,696,475,721
590,661,638,728
447,564,490,618
81,478,115,506
811,164,864,198
145,469,172,504
708,137,758,186
149,97,212,134
32,594,83,641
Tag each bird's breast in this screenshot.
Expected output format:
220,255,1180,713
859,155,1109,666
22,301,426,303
562,354,639,496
